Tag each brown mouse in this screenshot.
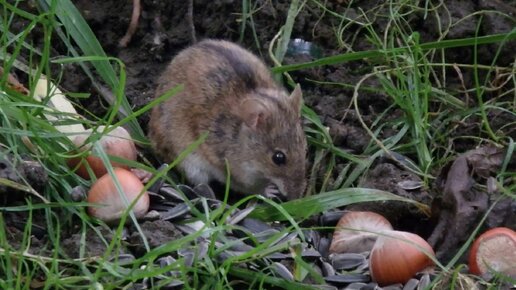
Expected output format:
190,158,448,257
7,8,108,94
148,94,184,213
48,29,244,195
148,39,307,200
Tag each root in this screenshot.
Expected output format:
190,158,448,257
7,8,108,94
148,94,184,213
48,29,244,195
119,0,141,47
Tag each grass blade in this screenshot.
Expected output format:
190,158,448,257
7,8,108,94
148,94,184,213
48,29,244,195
250,188,428,222
273,31,516,73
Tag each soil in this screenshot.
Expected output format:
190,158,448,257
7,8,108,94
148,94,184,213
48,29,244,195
2,0,515,285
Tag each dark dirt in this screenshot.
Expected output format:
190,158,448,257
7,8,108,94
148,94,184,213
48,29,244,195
60,219,183,259
0,153,48,195
62,225,129,259
128,219,184,255
2,0,515,277
4,214,48,255
350,162,434,235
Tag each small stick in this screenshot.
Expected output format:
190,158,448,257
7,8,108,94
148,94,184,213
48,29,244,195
0,67,30,95
119,0,141,47
187,0,196,43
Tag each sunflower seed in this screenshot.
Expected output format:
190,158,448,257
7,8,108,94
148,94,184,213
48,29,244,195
360,282,380,290
384,150,420,172
382,284,403,290
317,237,331,258
320,261,335,277
301,247,322,259
356,258,370,272
198,240,209,257
223,237,254,252
177,249,195,267
319,211,346,226
227,205,256,225
143,209,161,220
402,278,419,290
272,262,294,281
266,252,291,260
272,232,299,247
128,282,147,290
156,280,184,289
146,165,168,194
397,180,423,190
304,229,321,246
109,253,135,265
177,184,199,200
324,273,370,285
176,221,206,236
156,257,181,278
159,185,185,201
417,274,430,290
157,255,177,267
329,253,366,270
217,250,246,262
236,219,282,243
193,183,216,199
239,218,275,233
161,203,190,220
343,282,368,290
311,285,337,290
151,201,179,211
255,228,283,243
148,191,165,201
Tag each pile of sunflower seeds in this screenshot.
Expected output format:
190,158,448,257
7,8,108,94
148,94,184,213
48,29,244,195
118,180,439,290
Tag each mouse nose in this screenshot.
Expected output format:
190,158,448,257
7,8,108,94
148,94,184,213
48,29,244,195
285,178,307,200
282,179,306,200
268,174,306,201
284,156,307,200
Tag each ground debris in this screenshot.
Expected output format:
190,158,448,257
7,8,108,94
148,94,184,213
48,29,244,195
428,146,507,261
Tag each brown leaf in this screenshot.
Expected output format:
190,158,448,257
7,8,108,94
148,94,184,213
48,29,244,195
465,146,504,179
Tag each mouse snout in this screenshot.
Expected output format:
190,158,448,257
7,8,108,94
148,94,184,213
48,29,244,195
273,153,307,200
286,178,307,200
272,174,307,201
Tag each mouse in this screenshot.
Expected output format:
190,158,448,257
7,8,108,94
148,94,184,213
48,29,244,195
148,39,307,200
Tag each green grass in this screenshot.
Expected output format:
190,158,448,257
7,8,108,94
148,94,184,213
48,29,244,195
0,0,515,289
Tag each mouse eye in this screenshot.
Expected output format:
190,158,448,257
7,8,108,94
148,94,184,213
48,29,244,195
272,151,286,165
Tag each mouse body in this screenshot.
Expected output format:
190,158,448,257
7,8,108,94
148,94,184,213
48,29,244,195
148,39,306,200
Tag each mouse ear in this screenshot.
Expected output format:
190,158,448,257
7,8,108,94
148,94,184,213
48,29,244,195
237,98,269,130
290,84,303,116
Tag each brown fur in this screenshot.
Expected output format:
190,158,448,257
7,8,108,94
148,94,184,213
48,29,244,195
149,39,307,200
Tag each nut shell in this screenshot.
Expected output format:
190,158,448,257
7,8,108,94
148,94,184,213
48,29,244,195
468,227,516,277
87,168,149,223
329,211,393,254
369,230,435,286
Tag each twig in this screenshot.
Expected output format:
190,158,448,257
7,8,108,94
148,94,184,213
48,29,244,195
0,67,29,95
119,0,141,47
187,0,197,43
452,64,470,106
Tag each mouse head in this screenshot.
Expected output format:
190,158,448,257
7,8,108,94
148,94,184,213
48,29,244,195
230,84,307,200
